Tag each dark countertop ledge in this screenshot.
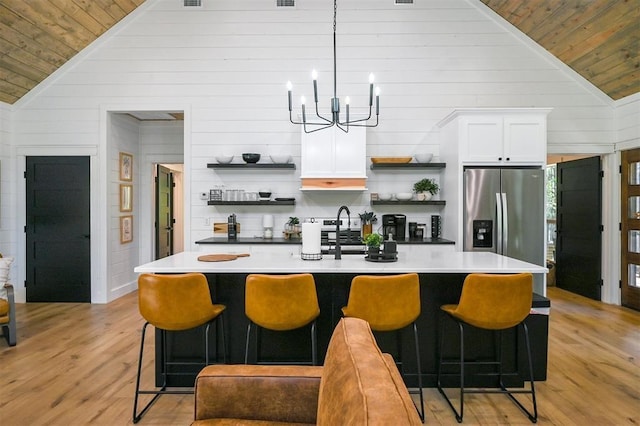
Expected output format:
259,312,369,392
195,237,456,245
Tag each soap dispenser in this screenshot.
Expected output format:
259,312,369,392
383,233,397,256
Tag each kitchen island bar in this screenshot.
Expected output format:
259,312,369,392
134,250,548,388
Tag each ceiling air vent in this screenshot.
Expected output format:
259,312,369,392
395,0,414,4
277,0,295,7
183,0,202,7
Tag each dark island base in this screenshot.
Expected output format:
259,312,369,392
156,273,549,388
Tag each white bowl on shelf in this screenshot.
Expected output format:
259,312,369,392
215,155,233,164
396,192,413,201
270,154,292,164
414,153,433,163
378,193,392,201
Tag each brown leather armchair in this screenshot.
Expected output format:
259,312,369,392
193,318,423,425
0,283,16,346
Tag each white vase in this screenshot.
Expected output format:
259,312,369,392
421,192,433,201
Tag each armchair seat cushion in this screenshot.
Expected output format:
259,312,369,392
0,298,9,323
195,365,322,424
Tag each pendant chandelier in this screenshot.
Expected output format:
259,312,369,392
286,0,380,134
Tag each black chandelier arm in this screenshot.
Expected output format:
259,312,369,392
338,105,373,125
313,102,333,124
339,114,379,128
303,121,337,134
289,110,332,127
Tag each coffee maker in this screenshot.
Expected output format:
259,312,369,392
382,214,406,241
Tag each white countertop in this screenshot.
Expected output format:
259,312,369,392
134,250,547,274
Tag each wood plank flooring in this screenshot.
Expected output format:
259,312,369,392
1,287,638,425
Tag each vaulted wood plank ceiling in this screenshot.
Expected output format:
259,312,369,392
0,0,637,106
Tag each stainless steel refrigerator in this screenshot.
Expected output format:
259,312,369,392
463,167,545,290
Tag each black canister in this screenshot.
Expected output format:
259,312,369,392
431,215,441,239
227,214,237,240
409,222,418,240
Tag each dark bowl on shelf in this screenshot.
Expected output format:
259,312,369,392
258,191,272,199
242,153,261,163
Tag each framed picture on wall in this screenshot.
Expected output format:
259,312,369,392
119,152,133,181
120,215,133,244
120,184,132,212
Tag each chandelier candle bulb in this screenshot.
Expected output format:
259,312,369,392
345,96,350,122
312,70,319,102
301,96,306,123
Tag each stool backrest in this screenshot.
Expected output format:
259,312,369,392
343,273,420,331
453,273,533,330
245,273,320,331
138,273,215,331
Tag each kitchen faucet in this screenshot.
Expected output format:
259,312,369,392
335,205,351,260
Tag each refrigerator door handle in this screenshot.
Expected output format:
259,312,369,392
496,192,503,254
501,192,509,255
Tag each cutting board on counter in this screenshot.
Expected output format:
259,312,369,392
213,222,241,234
197,253,250,262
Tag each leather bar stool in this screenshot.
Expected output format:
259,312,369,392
436,272,537,423
0,283,16,346
133,273,226,424
245,273,320,365
341,273,425,422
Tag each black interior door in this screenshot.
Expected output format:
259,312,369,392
155,165,174,259
556,156,602,300
26,156,90,302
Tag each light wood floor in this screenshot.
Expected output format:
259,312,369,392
1,287,638,425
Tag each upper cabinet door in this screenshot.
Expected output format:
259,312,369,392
460,115,504,163
301,125,366,178
503,114,546,164
459,112,548,166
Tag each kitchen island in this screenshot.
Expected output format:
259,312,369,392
134,249,548,387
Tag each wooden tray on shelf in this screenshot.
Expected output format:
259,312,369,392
371,157,412,164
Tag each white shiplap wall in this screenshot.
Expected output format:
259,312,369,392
6,0,632,302
108,114,140,301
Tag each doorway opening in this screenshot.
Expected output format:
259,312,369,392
155,163,184,259
547,154,602,300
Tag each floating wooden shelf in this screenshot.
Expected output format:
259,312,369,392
371,200,446,206
207,163,295,169
369,162,446,170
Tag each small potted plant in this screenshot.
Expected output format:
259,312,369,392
358,211,377,237
284,217,301,239
363,233,383,259
286,216,300,230
413,178,439,201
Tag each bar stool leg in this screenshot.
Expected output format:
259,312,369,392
311,320,318,366
244,322,253,364
436,316,464,423
412,322,425,423
503,323,538,422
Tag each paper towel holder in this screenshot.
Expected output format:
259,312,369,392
301,218,323,261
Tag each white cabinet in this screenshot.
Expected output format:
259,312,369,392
301,125,367,189
457,110,549,165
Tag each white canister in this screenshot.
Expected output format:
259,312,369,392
262,214,274,239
